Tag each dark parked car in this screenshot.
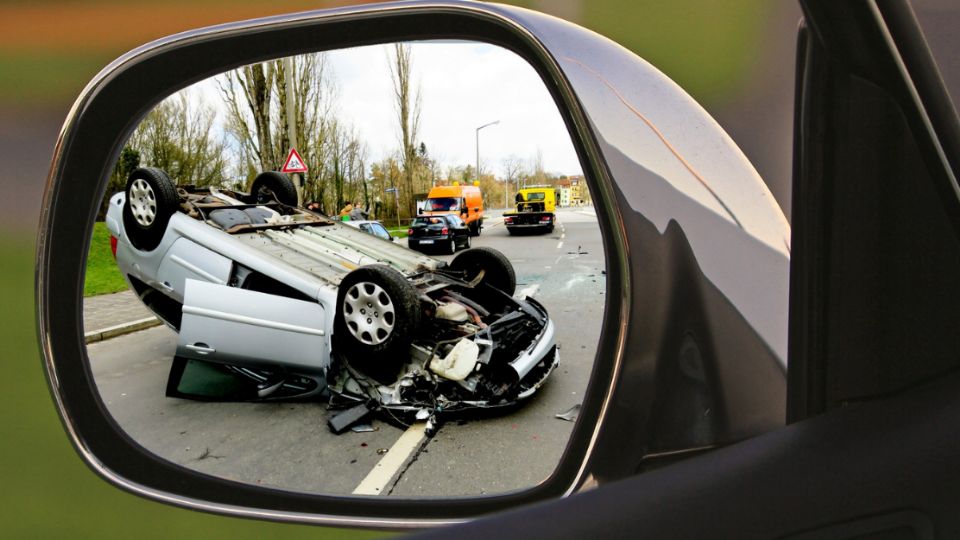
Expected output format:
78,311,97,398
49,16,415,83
407,213,471,254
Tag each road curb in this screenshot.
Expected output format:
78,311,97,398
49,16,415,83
84,316,161,344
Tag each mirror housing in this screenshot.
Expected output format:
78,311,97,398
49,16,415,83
37,0,789,528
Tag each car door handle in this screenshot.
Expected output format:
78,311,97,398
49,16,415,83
186,343,216,355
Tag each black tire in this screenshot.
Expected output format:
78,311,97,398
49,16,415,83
334,265,421,378
468,220,481,237
250,171,298,206
465,235,472,249
449,247,517,296
122,167,179,252
448,238,457,254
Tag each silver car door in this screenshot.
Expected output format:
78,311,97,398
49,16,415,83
176,279,331,373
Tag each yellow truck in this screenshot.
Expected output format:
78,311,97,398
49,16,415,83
502,186,558,235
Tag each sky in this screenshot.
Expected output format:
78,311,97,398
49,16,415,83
185,40,583,179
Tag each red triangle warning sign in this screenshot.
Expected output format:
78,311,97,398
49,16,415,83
281,148,308,173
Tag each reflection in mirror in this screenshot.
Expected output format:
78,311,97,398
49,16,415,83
83,41,604,497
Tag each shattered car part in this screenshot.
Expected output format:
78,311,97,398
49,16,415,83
106,168,559,425
429,338,480,381
328,403,375,434
555,404,581,422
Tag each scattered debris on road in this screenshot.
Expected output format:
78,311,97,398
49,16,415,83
555,403,581,422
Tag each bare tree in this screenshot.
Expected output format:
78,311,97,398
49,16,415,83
217,53,335,192
217,63,277,177
127,93,227,187
528,148,546,188
371,156,401,221
502,155,526,207
388,43,422,216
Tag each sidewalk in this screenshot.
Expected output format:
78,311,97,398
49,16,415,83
83,290,160,343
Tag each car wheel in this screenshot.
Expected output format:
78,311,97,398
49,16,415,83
448,238,457,254
465,235,472,249
334,265,421,378
249,171,298,206
449,247,517,296
122,167,179,251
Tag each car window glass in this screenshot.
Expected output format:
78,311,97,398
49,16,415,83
371,224,390,239
82,40,603,499
428,197,459,211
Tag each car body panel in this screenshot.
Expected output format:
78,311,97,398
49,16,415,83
177,279,331,372
156,239,233,299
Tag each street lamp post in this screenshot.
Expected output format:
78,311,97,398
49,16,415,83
475,120,500,189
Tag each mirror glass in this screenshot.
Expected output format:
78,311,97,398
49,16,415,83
83,40,605,497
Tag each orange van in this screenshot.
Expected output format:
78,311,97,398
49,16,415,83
423,182,484,236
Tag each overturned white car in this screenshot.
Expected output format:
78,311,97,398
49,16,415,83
104,167,558,427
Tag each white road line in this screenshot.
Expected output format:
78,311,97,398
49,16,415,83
516,283,540,300
561,233,566,239
557,241,564,250
554,255,563,265
352,422,427,496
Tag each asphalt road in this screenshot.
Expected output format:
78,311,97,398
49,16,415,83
86,206,606,497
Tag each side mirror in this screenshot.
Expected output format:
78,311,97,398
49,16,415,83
37,0,789,529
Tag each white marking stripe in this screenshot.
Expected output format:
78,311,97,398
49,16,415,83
353,423,427,495
557,241,564,250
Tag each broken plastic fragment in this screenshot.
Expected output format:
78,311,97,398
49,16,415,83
425,415,439,438
429,339,480,381
350,423,377,433
328,403,373,434
555,403,581,422
415,408,431,421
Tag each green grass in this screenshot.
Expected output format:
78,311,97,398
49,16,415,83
2,233,387,538
386,227,409,239
83,221,128,297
